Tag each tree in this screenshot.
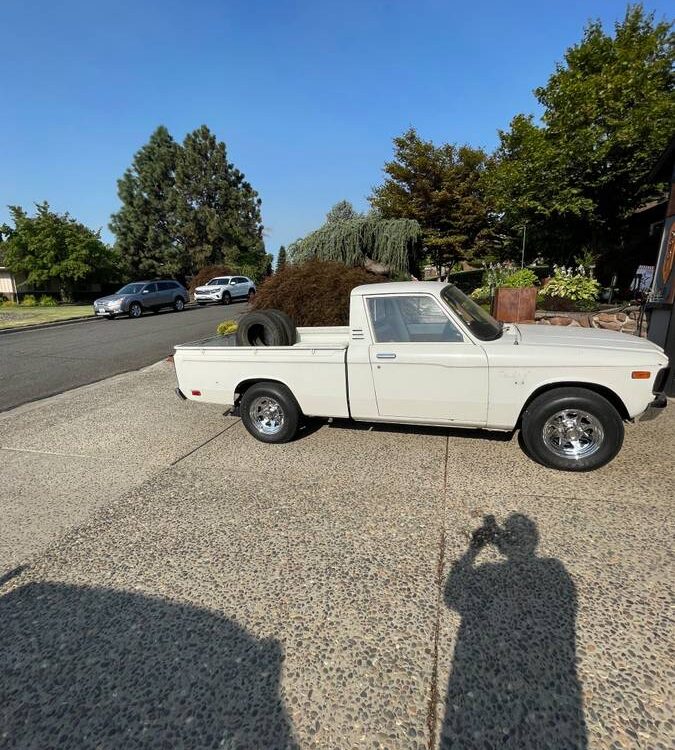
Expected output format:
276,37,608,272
109,126,180,278
288,216,421,275
1,203,119,301
370,128,492,269
275,245,287,272
173,125,266,275
325,200,360,223
485,4,675,269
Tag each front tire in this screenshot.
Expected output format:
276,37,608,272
221,292,231,305
521,387,624,471
128,302,142,319
240,382,301,443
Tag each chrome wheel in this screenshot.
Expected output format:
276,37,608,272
129,303,142,318
249,396,284,435
174,297,185,311
542,409,604,460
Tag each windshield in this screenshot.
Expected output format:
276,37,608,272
440,285,502,341
116,283,145,295
208,278,229,285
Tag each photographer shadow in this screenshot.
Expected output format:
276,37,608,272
441,514,587,749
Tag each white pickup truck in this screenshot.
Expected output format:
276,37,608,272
174,282,669,471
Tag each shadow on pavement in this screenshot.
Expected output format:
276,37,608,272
441,514,586,749
0,582,298,749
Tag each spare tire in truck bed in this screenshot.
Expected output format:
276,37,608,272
236,311,290,346
260,309,296,345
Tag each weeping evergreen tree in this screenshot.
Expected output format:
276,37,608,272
288,217,421,275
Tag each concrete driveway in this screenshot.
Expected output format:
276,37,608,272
1,362,673,749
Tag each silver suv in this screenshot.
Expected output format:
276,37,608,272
193,276,256,306
94,280,189,319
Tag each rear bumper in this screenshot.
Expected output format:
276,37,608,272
639,393,668,422
175,387,187,401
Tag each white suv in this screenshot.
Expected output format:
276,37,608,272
193,276,256,306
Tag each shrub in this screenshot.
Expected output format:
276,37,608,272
252,259,386,326
38,295,58,306
500,268,538,288
538,266,600,309
21,294,37,306
216,320,239,336
188,265,234,297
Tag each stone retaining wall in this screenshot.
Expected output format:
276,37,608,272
521,306,647,336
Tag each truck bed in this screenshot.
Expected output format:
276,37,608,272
175,325,350,350
173,326,351,417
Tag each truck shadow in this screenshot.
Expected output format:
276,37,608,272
326,418,514,442
0,582,298,749
441,514,586,749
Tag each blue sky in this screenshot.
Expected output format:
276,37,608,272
1,1,672,257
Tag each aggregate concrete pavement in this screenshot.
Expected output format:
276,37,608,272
0,361,673,749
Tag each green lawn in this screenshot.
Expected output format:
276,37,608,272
0,305,93,330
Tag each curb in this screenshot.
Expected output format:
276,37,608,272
0,303,202,335
0,314,98,335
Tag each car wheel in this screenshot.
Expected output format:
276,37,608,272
173,297,185,311
221,292,231,305
235,311,288,346
521,387,624,471
247,289,255,302
128,302,142,319
263,309,296,345
107,314,116,320
240,382,301,443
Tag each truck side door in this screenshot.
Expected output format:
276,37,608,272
366,294,489,426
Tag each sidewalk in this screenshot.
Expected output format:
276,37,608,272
1,361,673,748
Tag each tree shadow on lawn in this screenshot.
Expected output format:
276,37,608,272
0,582,298,749
441,514,587,749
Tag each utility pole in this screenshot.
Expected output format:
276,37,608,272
521,224,527,268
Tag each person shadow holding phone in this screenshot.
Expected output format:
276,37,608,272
441,514,587,749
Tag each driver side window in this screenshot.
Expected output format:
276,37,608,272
367,295,463,343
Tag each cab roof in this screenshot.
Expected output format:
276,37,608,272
351,281,447,296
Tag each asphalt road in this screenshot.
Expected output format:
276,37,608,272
0,302,250,412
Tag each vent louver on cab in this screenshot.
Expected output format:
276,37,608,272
351,328,365,340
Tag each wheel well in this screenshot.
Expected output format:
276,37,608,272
234,378,289,405
518,382,630,425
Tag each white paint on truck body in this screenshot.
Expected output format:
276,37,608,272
174,282,669,430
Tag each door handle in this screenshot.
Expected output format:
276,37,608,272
376,353,397,359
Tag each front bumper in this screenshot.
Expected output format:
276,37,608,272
194,293,221,302
94,306,123,316
639,393,668,422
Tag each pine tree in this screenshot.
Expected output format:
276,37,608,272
174,125,266,275
275,246,287,272
109,126,179,277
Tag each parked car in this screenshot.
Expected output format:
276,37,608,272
193,276,255,306
94,280,188,319
173,281,669,471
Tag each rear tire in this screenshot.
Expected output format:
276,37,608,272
173,297,185,311
247,289,255,302
240,382,301,443
521,387,624,471
236,311,288,346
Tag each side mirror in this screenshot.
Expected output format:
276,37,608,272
230,280,237,285
142,289,149,294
